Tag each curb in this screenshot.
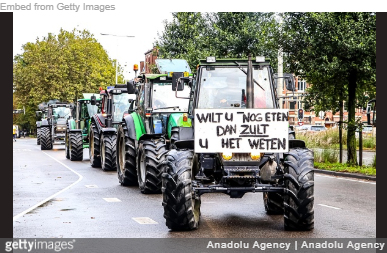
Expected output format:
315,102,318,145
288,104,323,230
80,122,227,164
314,168,376,181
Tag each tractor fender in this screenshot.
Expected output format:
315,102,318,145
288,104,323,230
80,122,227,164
122,114,137,140
101,127,117,134
67,118,77,131
174,139,194,150
91,114,105,133
92,114,106,129
138,133,163,142
289,139,306,149
40,119,49,127
36,121,41,128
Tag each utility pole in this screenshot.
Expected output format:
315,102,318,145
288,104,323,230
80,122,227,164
100,33,135,84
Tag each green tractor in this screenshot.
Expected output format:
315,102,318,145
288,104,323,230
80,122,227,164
160,56,314,231
39,100,74,150
65,93,102,161
116,59,193,193
89,85,135,171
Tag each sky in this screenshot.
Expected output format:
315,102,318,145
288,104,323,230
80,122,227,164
10,0,384,80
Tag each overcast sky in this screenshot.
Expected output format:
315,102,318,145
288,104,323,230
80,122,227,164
10,0,383,80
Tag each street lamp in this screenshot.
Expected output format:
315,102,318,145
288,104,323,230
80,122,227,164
100,33,135,84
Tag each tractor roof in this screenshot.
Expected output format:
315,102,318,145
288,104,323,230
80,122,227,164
198,58,271,66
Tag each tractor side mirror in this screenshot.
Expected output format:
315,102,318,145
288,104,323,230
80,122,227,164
90,95,96,105
172,72,184,91
127,80,136,94
36,111,42,117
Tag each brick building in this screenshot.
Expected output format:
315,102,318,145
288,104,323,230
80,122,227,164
280,77,370,128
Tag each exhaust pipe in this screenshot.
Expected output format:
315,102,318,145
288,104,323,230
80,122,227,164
246,54,254,108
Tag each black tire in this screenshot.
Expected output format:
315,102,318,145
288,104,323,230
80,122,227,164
161,149,200,230
69,132,83,161
40,127,52,150
37,128,41,145
284,148,314,231
89,123,101,167
100,133,117,171
263,192,284,214
137,138,168,194
117,124,138,186
65,130,70,159
170,127,179,148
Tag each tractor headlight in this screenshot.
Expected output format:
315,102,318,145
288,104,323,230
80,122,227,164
222,152,233,160
250,152,263,160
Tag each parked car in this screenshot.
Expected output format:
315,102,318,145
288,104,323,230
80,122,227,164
307,125,327,132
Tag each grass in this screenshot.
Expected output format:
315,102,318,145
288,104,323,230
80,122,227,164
296,128,376,150
314,162,376,176
313,149,339,163
311,147,376,176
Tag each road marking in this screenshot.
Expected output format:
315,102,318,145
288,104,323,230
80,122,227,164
13,149,32,152
13,152,83,222
103,198,121,202
132,217,158,224
85,185,98,188
316,174,376,185
318,204,341,210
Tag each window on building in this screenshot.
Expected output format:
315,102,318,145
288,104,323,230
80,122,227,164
298,80,306,91
297,96,303,109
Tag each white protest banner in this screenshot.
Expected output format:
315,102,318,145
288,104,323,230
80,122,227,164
194,109,289,153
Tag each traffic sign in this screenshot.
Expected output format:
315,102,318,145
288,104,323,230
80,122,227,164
298,122,304,126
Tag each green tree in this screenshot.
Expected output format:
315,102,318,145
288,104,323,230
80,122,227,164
278,12,376,165
156,12,279,71
13,28,119,131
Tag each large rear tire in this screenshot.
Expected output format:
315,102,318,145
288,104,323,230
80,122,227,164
161,149,200,230
40,127,52,150
137,138,168,194
284,148,314,231
117,124,138,186
65,130,70,159
89,123,101,167
37,128,41,145
100,133,117,171
69,132,83,161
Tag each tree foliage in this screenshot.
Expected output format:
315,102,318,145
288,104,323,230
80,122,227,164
13,29,119,131
155,12,279,71
278,12,376,165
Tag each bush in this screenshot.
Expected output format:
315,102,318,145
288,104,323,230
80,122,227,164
296,128,375,150
313,149,339,163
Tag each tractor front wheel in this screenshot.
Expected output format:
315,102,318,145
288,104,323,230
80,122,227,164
40,126,52,150
69,132,83,161
284,148,314,231
100,133,117,171
117,124,138,186
137,138,167,194
161,149,200,230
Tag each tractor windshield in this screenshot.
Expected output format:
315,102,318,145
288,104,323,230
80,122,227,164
152,82,190,112
53,107,72,119
197,66,275,109
86,103,100,118
112,93,132,122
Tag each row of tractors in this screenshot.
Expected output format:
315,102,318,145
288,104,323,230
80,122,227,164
35,57,317,231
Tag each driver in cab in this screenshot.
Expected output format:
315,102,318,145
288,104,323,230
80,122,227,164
216,76,241,107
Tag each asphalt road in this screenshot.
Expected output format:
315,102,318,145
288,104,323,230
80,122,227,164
13,138,376,238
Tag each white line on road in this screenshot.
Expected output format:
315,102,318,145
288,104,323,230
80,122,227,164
132,217,158,224
103,198,121,202
316,174,376,184
318,204,342,210
13,151,83,222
